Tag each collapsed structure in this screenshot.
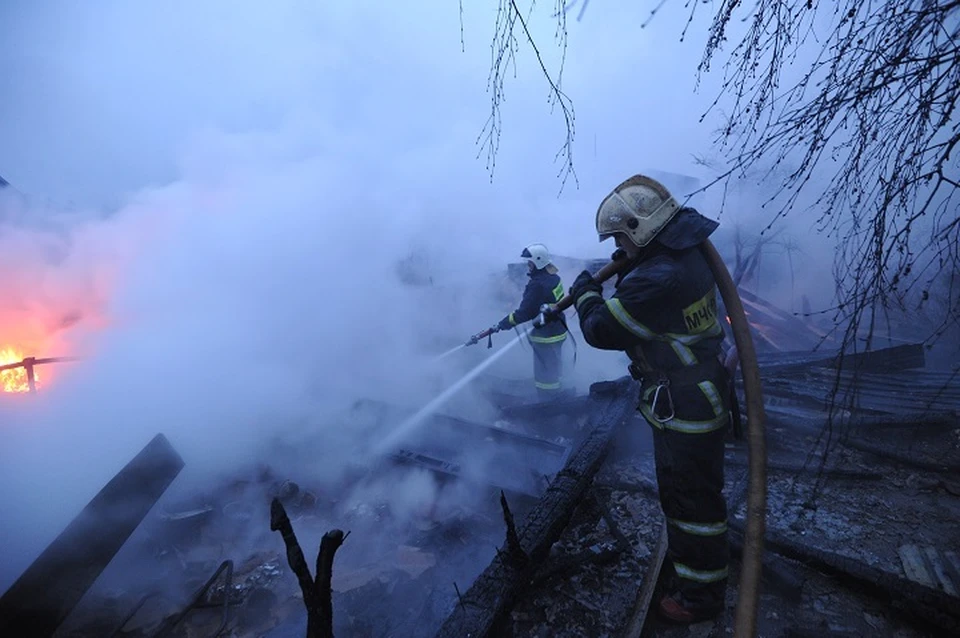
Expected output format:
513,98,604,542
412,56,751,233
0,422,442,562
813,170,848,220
0,253,958,638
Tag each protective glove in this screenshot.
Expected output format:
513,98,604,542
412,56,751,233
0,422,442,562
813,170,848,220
569,270,603,306
496,316,512,331
535,303,562,327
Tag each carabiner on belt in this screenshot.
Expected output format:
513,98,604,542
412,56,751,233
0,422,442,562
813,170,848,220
651,375,675,423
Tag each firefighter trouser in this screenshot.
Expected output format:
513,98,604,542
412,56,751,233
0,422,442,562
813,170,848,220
531,339,564,400
641,377,729,608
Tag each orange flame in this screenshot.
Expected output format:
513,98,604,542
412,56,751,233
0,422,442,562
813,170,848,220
0,346,38,393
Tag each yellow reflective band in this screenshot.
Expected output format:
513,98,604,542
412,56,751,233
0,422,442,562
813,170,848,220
509,312,517,326
668,518,728,536
535,380,562,390
575,291,602,310
665,321,724,345
552,282,564,302
607,298,722,367
530,333,567,344
674,562,729,583
670,341,698,365
639,403,728,434
606,299,657,339
697,381,725,418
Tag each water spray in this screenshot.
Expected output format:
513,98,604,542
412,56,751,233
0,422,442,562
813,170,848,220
429,324,502,364
430,344,467,364
373,329,527,455
379,258,633,457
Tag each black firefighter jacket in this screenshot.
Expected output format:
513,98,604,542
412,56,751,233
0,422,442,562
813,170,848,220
575,243,729,434
499,269,568,344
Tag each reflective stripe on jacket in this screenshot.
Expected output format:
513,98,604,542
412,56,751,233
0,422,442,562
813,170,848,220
502,269,568,342
575,245,727,430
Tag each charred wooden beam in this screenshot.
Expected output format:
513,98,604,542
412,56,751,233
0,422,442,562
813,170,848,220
762,368,960,416
352,398,571,497
497,395,592,421
0,433,184,637
434,376,636,638
841,437,960,474
850,411,959,432
728,520,960,635
757,343,926,375
621,521,668,638
723,456,883,481
0,356,79,373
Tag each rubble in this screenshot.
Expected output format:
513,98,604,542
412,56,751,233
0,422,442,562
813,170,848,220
349,398,574,498
504,459,666,638
435,377,637,638
4,283,959,638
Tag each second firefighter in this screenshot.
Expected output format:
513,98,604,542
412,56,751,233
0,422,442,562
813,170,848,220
498,243,568,400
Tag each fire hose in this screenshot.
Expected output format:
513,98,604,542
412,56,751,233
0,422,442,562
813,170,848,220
541,241,766,638
465,326,500,348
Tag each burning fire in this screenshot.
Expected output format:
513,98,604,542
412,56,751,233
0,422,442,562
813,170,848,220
0,346,38,393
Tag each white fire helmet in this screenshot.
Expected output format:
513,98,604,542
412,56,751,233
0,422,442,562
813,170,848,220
521,243,552,270
595,174,681,248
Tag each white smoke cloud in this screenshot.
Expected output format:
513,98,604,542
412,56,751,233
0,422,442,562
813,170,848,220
0,0,855,598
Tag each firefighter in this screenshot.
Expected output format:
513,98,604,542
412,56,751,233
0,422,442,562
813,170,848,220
497,243,568,400
568,175,730,623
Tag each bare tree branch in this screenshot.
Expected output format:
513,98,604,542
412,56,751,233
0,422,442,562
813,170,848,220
480,0,578,193
476,1,960,507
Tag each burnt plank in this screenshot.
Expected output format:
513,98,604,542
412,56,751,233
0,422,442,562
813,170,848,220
497,394,592,421
0,433,185,637
434,377,636,638
758,343,926,375
730,520,960,636
353,399,572,496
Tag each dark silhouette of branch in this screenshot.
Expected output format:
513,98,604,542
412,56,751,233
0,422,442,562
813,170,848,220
481,1,959,354
698,2,960,352
480,0,578,193
270,498,347,638
479,0,960,515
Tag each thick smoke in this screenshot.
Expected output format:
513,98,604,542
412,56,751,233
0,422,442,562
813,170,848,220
0,1,622,592
0,1,873,599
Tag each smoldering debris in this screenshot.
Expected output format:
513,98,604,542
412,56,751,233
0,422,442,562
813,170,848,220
4,264,959,638
10,380,610,637
45,455,508,637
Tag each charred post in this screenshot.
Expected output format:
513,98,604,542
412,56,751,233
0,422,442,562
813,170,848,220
315,530,347,638
270,498,346,638
499,491,528,570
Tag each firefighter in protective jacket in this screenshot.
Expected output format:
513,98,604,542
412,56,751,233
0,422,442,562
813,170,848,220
569,175,730,624
498,244,568,399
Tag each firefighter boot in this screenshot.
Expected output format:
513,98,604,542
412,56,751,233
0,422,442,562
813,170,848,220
657,591,724,624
